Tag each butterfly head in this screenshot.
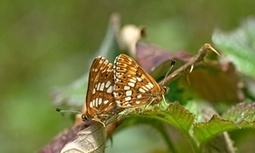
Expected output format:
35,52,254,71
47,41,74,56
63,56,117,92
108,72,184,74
162,85,169,94
81,112,93,122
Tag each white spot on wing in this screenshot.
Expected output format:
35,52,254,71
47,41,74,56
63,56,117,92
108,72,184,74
145,84,153,89
90,101,94,108
98,98,102,106
142,86,149,91
99,82,105,91
136,77,142,82
124,85,130,90
148,82,154,88
97,83,101,90
128,82,135,87
129,78,136,83
113,91,118,97
105,81,111,88
125,96,131,101
137,94,142,98
92,99,95,107
107,86,113,93
126,90,132,96
103,100,109,104
139,88,146,93
116,100,121,106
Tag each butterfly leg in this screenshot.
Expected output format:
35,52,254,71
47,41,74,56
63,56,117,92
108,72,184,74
162,95,168,106
144,97,157,109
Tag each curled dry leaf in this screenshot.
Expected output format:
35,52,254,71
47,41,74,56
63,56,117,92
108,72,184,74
180,62,244,103
61,121,106,153
136,42,192,73
38,123,90,153
38,121,106,153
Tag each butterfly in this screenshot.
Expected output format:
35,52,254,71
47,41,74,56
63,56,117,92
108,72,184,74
81,56,116,124
113,54,166,108
81,54,167,124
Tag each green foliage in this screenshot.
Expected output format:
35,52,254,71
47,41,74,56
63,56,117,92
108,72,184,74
2,1,255,152
212,18,255,78
54,18,255,153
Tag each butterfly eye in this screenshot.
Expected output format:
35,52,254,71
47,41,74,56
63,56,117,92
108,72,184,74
162,86,169,93
81,114,88,121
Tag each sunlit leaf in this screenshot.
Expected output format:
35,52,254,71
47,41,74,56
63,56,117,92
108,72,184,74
222,102,255,123
212,17,255,78
193,102,255,144
193,115,237,143
125,102,195,133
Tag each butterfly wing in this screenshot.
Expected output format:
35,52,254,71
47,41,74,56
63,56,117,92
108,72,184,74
113,54,164,108
82,56,115,120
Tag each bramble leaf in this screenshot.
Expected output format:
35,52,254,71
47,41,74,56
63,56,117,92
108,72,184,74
212,18,255,78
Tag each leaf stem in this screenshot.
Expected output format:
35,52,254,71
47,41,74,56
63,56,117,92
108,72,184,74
158,43,219,86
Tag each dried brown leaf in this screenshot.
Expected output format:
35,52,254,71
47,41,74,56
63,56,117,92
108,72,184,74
61,122,106,153
38,123,90,153
136,42,192,73
181,62,244,103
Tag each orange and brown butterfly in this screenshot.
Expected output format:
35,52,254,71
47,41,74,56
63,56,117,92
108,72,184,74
113,54,167,108
81,54,167,125
81,56,116,124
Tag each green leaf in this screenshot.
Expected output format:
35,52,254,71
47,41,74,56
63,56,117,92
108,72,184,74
201,132,235,153
193,115,236,143
212,18,255,78
165,102,195,132
117,102,196,152
222,102,255,124
125,102,195,133
193,102,255,143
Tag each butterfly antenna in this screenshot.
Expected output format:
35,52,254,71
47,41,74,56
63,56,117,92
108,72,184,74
161,60,175,106
56,108,81,115
162,60,176,85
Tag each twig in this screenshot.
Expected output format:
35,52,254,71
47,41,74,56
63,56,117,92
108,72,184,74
158,43,219,86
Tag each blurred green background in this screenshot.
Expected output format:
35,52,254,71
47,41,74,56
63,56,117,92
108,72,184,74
1,0,255,152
